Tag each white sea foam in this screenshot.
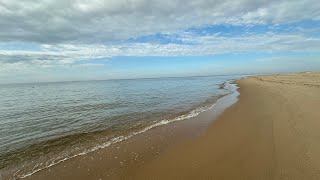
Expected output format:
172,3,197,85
15,103,217,179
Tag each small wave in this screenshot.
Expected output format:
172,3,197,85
14,99,219,179
219,82,227,89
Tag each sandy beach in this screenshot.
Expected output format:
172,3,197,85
1,1,319,179
130,72,320,179
26,72,320,179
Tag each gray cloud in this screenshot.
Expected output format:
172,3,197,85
0,0,319,43
0,54,70,64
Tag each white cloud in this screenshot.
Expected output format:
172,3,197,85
1,32,319,68
0,0,319,43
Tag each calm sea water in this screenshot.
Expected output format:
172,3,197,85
0,75,242,179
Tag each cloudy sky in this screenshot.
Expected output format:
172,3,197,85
0,0,320,83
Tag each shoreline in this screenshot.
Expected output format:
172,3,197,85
16,95,225,179
17,82,239,179
16,72,320,179
130,72,320,179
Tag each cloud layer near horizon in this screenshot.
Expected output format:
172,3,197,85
1,32,319,66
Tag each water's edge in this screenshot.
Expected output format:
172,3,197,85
2,80,240,180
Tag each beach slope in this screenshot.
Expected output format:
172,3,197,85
131,72,320,179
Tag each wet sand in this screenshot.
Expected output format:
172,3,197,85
27,72,320,179
25,84,238,179
131,72,320,179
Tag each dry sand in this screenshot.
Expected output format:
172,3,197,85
129,72,320,179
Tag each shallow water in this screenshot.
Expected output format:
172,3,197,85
0,75,242,179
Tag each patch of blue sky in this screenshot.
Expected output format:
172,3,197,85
126,33,187,44
186,20,320,36
100,53,266,78
84,20,320,46
73,58,109,65
107,51,319,70
107,53,268,70
127,20,320,45
0,42,42,51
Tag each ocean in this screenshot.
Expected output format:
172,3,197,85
0,75,242,179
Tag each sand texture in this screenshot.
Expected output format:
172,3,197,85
130,72,320,180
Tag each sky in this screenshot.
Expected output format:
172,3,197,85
0,0,320,83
